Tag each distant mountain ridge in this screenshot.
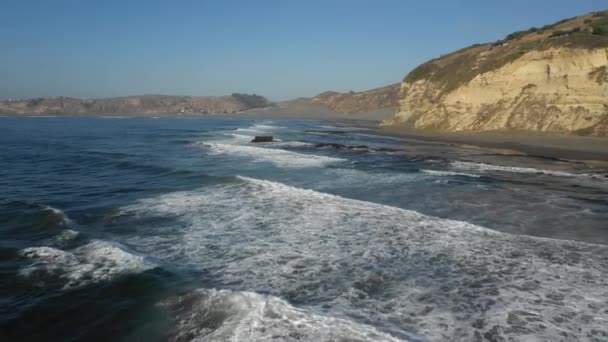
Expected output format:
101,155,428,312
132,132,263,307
309,84,400,114
0,94,272,115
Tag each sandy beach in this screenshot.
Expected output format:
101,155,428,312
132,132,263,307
237,104,608,162
373,124,608,162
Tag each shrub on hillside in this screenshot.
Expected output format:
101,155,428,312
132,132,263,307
549,27,581,38
591,17,608,36
505,27,537,41
231,93,271,109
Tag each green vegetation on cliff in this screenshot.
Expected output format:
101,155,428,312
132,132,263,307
404,10,608,96
310,84,400,114
391,10,608,136
231,93,272,109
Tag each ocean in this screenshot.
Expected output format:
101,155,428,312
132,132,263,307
1,117,607,341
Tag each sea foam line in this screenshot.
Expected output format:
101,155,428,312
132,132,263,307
203,143,345,168
421,169,481,178
234,123,284,134
164,288,404,341
451,161,605,180
122,176,608,341
19,240,154,290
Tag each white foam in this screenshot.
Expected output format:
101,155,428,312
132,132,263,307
122,177,608,341
250,124,283,130
452,161,605,180
19,240,154,289
272,140,314,148
51,229,80,246
20,246,79,268
234,123,284,134
310,168,421,190
43,206,71,225
228,133,253,141
421,169,481,178
164,289,404,341
203,143,345,168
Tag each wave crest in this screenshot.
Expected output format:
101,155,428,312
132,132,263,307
122,176,608,341
452,161,606,180
202,143,345,168
164,289,403,341
19,240,154,290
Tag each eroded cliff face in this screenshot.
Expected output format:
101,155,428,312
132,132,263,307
385,12,608,136
388,48,608,136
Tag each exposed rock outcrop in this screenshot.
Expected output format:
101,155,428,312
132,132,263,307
384,11,608,136
251,136,273,143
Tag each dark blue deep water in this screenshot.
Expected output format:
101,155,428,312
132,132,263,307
1,117,607,341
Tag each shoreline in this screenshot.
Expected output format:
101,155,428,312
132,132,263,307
339,121,608,162
4,113,607,162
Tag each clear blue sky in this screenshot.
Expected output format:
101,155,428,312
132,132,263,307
1,0,607,101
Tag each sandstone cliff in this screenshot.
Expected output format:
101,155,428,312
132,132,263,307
0,94,271,115
310,84,400,114
384,11,608,136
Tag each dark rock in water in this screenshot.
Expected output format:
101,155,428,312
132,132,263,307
315,143,369,150
251,136,273,143
316,143,347,149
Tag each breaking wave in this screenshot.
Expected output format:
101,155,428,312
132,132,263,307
121,176,608,341
234,123,284,134
420,169,481,178
452,161,606,180
202,143,345,168
226,133,254,142
19,240,155,290
164,288,405,341
42,206,71,225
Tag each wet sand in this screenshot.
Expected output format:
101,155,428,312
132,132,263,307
237,102,608,162
238,103,608,162
8,105,607,162
370,124,608,162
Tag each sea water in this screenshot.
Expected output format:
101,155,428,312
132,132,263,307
1,117,607,341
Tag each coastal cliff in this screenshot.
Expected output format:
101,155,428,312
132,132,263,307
0,94,271,115
384,11,608,136
310,84,400,114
